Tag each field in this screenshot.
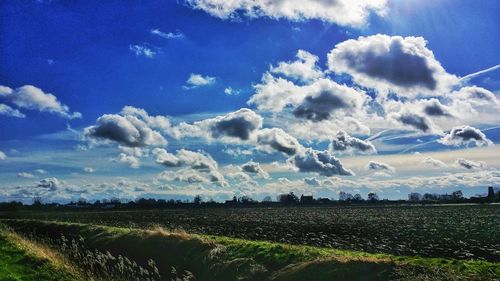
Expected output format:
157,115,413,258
0,204,499,281
2,204,499,261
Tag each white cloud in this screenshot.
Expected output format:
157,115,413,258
367,161,395,173
17,172,35,178
0,151,6,160
290,148,354,176
224,87,239,95
153,148,225,185
175,108,263,141
186,0,388,28
0,85,81,119
270,50,323,83
83,167,96,173
256,128,303,156
330,130,376,155
438,125,493,147
420,157,448,168
184,73,216,89
0,104,25,118
84,106,169,147
129,44,158,58
454,158,486,170
327,35,459,97
150,28,184,39
117,153,140,168
240,161,270,179
35,169,47,174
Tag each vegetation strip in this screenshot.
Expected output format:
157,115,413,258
1,219,498,281
0,227,82,281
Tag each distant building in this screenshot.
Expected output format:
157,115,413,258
300,195,314,204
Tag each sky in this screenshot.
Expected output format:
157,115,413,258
0,0,499,203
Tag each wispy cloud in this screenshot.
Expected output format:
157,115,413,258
150,28,184,40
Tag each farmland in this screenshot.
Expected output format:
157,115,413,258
2,204,499,262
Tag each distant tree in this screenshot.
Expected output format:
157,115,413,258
408,193,422,201
193,195,202,205
32,197,43,206
262,196,273,203
239,196,255,204
367,192,379,202
353,194,364,201
452,190,464,200
278,192,299,204
339,191,353,201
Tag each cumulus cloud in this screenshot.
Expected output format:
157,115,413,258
421,157,448,168
0,85,81,119
84,106,169,147
184,73,216,89
389,111,436,133
153,148,225,184
270,50,323,82
327,35,458,96
224,87,239,95
420,99,452,117
83,167,96,173
37,177,62,191
117,153,140,168
129,44,158,58
438,125,493,147
290,148,354,176
176,108,263,141
454,158,486,170
330,130,376,154
17,172,35,178
452,86,499,107
0,104,25,118
150,28,184,39
241,161,270,178
250,76,368,121
256,128,303,155
303,177,321,186
0,151,6,160
367,161,395,173
186,0,388,28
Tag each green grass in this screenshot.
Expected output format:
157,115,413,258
1,219,499,281
0,231,79,281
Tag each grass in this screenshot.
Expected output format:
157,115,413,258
1,219,499,281
0,229,82,281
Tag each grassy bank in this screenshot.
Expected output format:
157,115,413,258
1,219,498,281
0,228,81,281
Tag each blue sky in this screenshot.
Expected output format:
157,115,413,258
0,0,499,203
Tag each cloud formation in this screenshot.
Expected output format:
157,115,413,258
420,157,448,168
184,73,216,89
0,85,81,119
270,50,323,83
0,151,6,160
241,161,270,178
153,148,225,184
454,158,486,170
84,106,169,147
327,35,458,95
438,125,493,147
150,28,184,39
17,172,35,178
0,104,25,118
290,148,354,176
186,0,388,27
129,44,158,58
256,128,303,156
367,161,395,173
176,108,263,141
330,130,376,154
